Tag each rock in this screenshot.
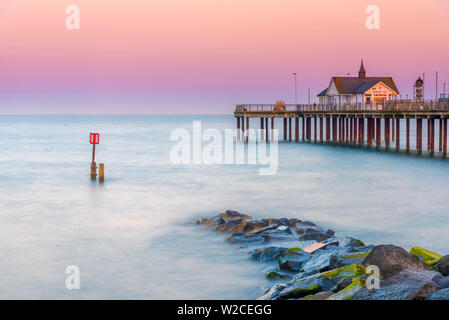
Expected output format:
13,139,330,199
249,247,288,262
277,275,335,299
301,291,333,300
257,226,295,242
227,232,266,245
219,210,252,221
258,284,286,300
294,221,320,234
339,237,365,248
435,255,449,276
198,215,225,229
351,269,442,300
279,249,311,272
298,230,333,242
328,278,365,300
426,288,449,300
262,218,290,227
409,247,442,265
265,271,291,280
301,245,352,275
331,277,355,292
329,250,371,270
361,245,428,278
274,264,366,300
244,220,269,233
216,218,247,233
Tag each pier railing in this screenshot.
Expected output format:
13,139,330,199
236,100,449,113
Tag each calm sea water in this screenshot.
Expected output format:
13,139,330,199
0,115,448,299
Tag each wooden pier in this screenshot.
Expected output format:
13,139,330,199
234,100,449,157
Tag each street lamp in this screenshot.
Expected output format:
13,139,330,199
293,73,298,105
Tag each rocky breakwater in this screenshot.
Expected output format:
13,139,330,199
196,210,449,300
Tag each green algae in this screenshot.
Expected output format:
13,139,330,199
340,252,370,259
287,247,302,253
320,264,366,280
328,278,365,300
409,247,442,265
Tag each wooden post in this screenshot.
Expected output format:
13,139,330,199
359,118,363,145
246,117,249,142
430,118,435,154
236,117,240,141
396,118,400,151
332,117,337,143
271,117,274,141
376,118,381,148
354,117,358,144
385,118,390,149
91,144,97,179
314,117,317,142
427,118,431,151
392,117,395,141
295,117,299,141
444,118,447,157
439,118,443,152
283,117,287,141
265,118,269,141
302,117,305,141
326,117,330,142
417,119,422,153
242,116,245,141
289,117,292,141
99,163,104,183
260,118,264,141
320,117,323,142
406,118,410,152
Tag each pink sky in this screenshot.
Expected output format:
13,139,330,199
0,0,448,114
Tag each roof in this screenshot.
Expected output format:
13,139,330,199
331,77,399,95
317,88,328,97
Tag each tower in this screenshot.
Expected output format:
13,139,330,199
414,77,424,103
358,60,366,79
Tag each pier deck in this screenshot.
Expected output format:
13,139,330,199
234,101,449,156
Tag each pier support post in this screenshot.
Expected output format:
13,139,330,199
289,117,292,141
295,117,299,141
314,117,317,142
260,118,264,141
246,118,249,142
302,117,305,141
332,117,337,143
417,119,422,153
236,117,240,141
367,118,371,146
406,118,410,152
392,118,395,141
265,118,269,141
376,118,381,148
320,117,323,142
429,118,435,154
359,118,364,145
444,118,447,157
439,118,443,152
271,117,274,141
396,118,400,151
354,117,358,144
283,117,287,141
349,118,353,144
326,117,330,142
385,118,390,149
346,118,349,144
427,119,431,151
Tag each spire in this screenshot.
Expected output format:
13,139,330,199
359,60,366,79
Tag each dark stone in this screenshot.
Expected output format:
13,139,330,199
244,220,269,233
351,269,441,300
258,226,295,242
216,218,247,233
361,245,428,278
277,275,336,299
301,291,333,300
331,277,354,293
278,250,311,272
426,288,449,300
435,255,449,276
227,232,266,245
298,231,332,242
219,210,252,222
198,215,225,228
249,247,288,262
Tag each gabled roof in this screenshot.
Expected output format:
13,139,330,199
331,77,399,95
317,88,328,97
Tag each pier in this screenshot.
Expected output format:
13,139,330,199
234,100,449,157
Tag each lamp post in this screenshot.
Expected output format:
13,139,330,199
293,73,298,105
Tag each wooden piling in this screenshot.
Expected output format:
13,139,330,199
326,117,330,142
283,117,287,141
444,118,447,156
396,118,400,151
392,117,395,141
376,118,381,148
236,117,240,140
406,118,410,152
99,163,104,183
417,119,422,153
289,117,292,141
260,118,264,140
320,117,323,142
246,117,249,142
265,118,269,141
439,118,443,152
332,117,337,143
295,117,299,141
271,117,274,141
302,117,305,141
385,118,390,149
314,117,317,142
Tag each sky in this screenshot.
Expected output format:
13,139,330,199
0,0,448,114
